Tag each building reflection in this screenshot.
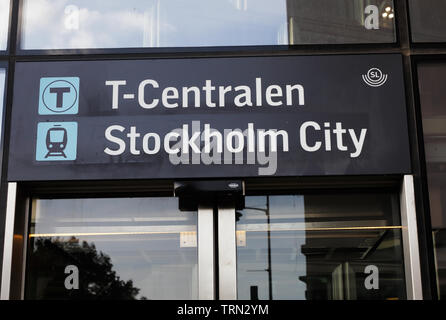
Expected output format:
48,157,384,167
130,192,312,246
236,194,406,300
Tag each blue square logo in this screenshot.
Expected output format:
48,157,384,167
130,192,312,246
36,122,78,161
38,77,79,115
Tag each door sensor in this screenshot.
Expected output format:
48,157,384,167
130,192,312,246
174,180,245,211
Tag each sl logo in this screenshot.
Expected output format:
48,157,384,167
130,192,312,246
38,77,79,115
362,68,388,87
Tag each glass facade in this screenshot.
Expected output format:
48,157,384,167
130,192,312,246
287,0,395,44
418,62,446,299
236,194,405,300
26,198,198,300
409,0,446,43
0,68,5,140
20,0,288,49
20,0,395,50
0,69,5,114
0,0,9,50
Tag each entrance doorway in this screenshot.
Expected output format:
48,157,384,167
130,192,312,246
23,191,407,300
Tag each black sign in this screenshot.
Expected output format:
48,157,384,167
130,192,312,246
8,54,411,181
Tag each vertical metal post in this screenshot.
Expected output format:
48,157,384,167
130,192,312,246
400,175,423,299
198,205,215,300
1,182,17,300
266,196,273,300
218,205,237,300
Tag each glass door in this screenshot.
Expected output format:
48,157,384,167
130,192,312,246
23,191,408,300
25,197,198,300
233,193,407,300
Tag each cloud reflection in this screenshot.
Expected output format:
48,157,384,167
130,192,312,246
0,0,10,50
21,0,288,49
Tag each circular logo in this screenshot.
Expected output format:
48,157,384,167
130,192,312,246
367,68,383,81
42,80,78,113
362,67,388,87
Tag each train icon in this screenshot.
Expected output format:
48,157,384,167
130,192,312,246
36,122,77,161
45,125,68,158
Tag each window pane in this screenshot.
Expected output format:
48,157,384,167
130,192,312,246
288,0,395,44
20,0,395,50
418,62,446,299
236,193,406,300
409,0,446,43
26,198,198,300
0,0,10,50
0,68,5,123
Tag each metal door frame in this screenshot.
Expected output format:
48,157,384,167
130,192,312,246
197,204,237,300
197,205,215,299
217,204,237,300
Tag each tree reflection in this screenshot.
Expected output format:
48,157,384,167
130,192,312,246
27,237,146,300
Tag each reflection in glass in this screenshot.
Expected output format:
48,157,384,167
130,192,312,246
21,0,287,49
0,69,5,127
409,0,446,43
236,194,406,300
287,0,395,44
418,62,446,299
26,198,198,300
20,0,395,50
0,0,9,50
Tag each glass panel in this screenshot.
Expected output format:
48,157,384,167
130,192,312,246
287,0,395,44
0,0,10,50
26,197,198,300
236,193,406,300
409,0,446,43
0,69,5,128
418,62,446,299
20,0,395,50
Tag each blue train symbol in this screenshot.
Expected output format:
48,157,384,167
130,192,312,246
45,125,68,158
